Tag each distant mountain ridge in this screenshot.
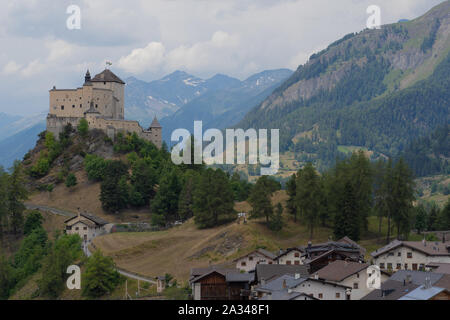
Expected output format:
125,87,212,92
125,70,243,127
160,68,293,143
236,1,450,172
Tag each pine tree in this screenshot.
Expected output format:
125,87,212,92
178,171,197,220
334,182,360,241
286,173,297,222
82,250,120,298
414,204,427,235
295,163,322,239
269,203,284,231
248,176,275,227
151,166,182,223
131,159,157,204
8,161,28,235
193,169,235,228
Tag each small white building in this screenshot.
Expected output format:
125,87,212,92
371,240,450,272
235,249,277,272
255,274,351,300
314,260,390,300
276,248,305,265
65,211,110,252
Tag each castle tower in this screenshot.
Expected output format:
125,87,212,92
90,69,125,119
149,116,162,148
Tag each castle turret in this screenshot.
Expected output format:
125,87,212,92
85,70,91,83
149,116,162,148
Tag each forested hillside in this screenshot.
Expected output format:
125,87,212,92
402,125,450,177
237,1,450,172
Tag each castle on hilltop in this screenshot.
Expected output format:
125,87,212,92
47,69,162,148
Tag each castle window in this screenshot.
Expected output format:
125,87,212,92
61,105,64,110
95,104,98,108
80,104,82,108
72,105,75,108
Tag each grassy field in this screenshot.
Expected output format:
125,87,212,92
92,191,395,283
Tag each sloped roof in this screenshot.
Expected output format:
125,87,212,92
255,264,309,283
390,270,444,286
434,274,450,290
338,236,367,256
91,69,125,84
399,285,446,300
235,248,277,262
65,212,108,226
150,117,162,128
427,263,450,274
372,240,450,258
225,272,255,283
259,291,318,300
361,279,419,300
315,260,369,282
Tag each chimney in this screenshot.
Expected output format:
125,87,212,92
77,207,81,219
406,274,412,285
288,288,292,294
314,273,319,280
295,273,300,280
424,276,432,289
282,279,287,289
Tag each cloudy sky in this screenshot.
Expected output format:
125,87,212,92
0,0,445,115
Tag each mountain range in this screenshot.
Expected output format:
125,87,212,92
237,1,450,171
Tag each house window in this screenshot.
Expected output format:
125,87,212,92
398,252,401,257
379,263,385,269
75,227,79,231
66,226,72,230
387,263,393,270
412,264,418,271
294,252,300,258
61,105,65,110
353,283,359,289
286,261,292,265
83,227,87,230
268,261,273,265
336,293,341,298
388,252,394,257
249,257,253,261
294,261,300,265
407,252,413,258
404,264,408,270
356,273,360,278
318,293,323,299
397,263,401,270
241,262,246,267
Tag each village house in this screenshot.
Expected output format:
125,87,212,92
65,211,110,252
300,240,365,273
254,273,352,300
276,247,305,265
189,266,255,301
254,264,309,286
361,270,450,300
235,248,277,272
371,239,450,272
314,260,390,300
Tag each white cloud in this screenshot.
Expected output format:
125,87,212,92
118,42,166,74
118,31,241,75
2,61,22,75
21,59,45,78
46,39,76,62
